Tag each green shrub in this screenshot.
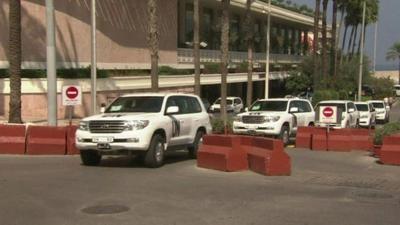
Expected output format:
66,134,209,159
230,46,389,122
158,66,193,75
203,63,220,74
312,90,339,106
374,122,400,145
211,117,233,134
338,90,349,100
0,69,7,78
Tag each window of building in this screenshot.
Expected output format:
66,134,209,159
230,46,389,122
185,3,194,44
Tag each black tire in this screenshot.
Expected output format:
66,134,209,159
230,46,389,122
144,134,165,168
80,150,101,166
188,130,205,159
278,125,290,146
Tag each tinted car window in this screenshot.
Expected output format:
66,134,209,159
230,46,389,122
299,101,312,112
250,101,288,112
355,104,369,111
187,97,202,113
372,102,384,108
106,96,164,113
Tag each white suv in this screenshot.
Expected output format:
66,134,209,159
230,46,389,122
76,93,212,168
368,100,389,123
210,97,244,113
233,98,315,145
315,100,360,128
355,102,376,128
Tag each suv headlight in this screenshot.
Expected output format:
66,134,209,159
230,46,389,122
264,116,280,122
124,120,150,130
79,121,89,131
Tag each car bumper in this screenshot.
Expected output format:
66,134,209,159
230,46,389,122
75,129,152,152
232,122,281,136
359,118,371,126
375,114,386,120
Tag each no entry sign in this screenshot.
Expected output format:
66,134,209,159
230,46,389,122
62,85,82,106
319,106,338,124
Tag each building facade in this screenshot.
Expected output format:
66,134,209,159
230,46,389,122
0,0,315,121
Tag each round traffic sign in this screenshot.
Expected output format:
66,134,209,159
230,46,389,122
66,86,79,99
323,107,334,117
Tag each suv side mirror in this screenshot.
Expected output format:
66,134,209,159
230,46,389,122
166,106,179,114
289,107,299,113
348,108,355,113
100,103,106,113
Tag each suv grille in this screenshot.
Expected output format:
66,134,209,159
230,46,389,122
89,121,126,133
242,116,265,124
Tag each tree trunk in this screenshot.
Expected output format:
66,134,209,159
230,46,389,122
347,26,355,54
220,0,230,133
148,0,159,92
341,25,348,52
193,0,201,96
331,0,338,82
398,56,400,85
321,0,328,86
8,0,22,124
245,0,254,108
351,25,358,56
313,0,321,90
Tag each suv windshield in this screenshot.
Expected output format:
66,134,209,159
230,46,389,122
250,101,288,112
105,96,164,113
316,103,346,112
355,104,368,111
372,102,384,108
215,99,233,105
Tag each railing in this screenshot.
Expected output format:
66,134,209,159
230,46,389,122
177,48,303,64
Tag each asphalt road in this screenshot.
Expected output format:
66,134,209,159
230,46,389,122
0,149,399,225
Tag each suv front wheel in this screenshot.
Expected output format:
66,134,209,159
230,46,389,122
80,150,101,166
144,134,165,168
188,130,204,159
278,125,290,146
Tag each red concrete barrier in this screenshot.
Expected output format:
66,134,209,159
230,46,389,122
197,135,249,172
350,129,373,151
311,128,328,151
295,126,314,149
327,128,352,152
26,126,67,155
66,125,79,155
0,124,26,154
380,135,400,166
247,137,291,176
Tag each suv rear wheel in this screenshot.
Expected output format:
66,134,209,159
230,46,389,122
188,130,204,159
144,134,165,168
80,150,101,166
278,125,290,146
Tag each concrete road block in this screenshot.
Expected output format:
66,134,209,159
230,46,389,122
247,137,291,176
295,126,314,149
380,135,400,166
327,129,352,152
26,126,67,155
0,124,26,154
350,129,373,151
311,128,328,151
197,135,248,172
66,126,79,155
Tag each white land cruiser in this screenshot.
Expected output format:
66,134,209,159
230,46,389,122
232,98,315,145
76,93,212,168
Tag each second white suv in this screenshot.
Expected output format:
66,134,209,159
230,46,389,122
233,98,315,145
368,100,389,123
315,100,360,128
76,93,212,168
210,97,244,113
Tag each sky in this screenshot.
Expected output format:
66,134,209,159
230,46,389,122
294,0,399,71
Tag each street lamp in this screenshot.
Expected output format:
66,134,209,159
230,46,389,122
45,0,57,126
91,0,97,115
358,1,366,101
264,0,271,99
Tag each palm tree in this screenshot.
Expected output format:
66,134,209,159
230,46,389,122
193,0,201,96
220,0,230,133
321,0,328,86
8,0,22,124
386,41,400,85
244,0,254,108
147,0,159,92
331,0,338,80
313,0,321,89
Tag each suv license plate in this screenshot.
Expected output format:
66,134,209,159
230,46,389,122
93,137,113,143
97,143,111,150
